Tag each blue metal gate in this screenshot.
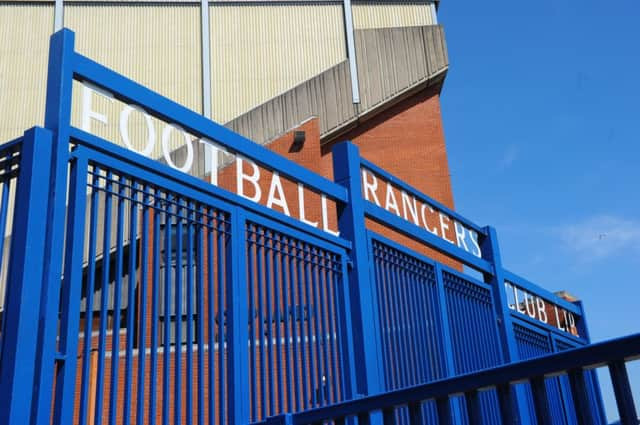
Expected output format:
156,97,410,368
0,28,612,425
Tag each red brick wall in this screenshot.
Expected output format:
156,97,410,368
320,85,460,268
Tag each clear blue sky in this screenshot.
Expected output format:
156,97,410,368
438,0,639,420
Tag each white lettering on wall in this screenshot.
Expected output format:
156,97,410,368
82,82,113,133
236,156,262,203
361,169,483,258
266,172,290,216
505,282,577,335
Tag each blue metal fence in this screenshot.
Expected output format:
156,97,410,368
262,333,640,425
0,138,22,364
0,28,633,425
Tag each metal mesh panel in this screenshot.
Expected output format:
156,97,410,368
443,271,502,424
0,141,21,363
65,162,232,425
371,239,446,391
443,271,501,373
246,222,347,422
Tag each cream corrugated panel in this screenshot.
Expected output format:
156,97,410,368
210,3,346,124
0,5,52,263
352,2,434,29
0,5,53,143
66,4,202,159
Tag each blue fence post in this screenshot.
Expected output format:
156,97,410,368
480,226,518,363
433,263,462,422
32,28,76,425
480,226,528,424
0,127,54,425
573,301,607,424
332,142,384,398
229,208,250,424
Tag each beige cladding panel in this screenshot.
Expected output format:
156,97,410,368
352,1,434,29
210,3,346,124
0,5,53,143
65,4,202,158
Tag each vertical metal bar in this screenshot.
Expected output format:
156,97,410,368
0,157,12,351
568,369,596,425
372,243,390,388
382,407,394,425
325,253,339,403
434,264,458,420
358,412,371,425
382,248,399,389
482,227,528,423
497,383,517,425
303,243,317,407
149,192,162,425
136,184,150,425
228,209,250,425
247,224,257,421
316,250,330,405
310,248,324,406
195,204,205,425
332,141,382,399
465,390,482,425
186,201,195,425
174,200,184,425
288,238,301,411
123,181,139,425
206,210,215,425
342,0,360,104
530,376,553,425
265,230,275,415
273,233,284,412
53,152,88,425
108,174,126,425
408,402,424,425
162,200,172,425
481,227,518,364
217,211,226,425
295,241,309,409
94,170,114,425
35,28,75,425
257,227,267,416
608,360,638,425
0,128,53,425
200,0,212,118
79,165,101,425
281,236,293,412
337,253,357,402
436,396,453,425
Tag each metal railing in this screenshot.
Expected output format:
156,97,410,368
259,333,640,425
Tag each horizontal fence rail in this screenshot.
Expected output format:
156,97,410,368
264,333,640,425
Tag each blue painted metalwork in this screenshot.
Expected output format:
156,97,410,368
0,128,53,425
0,28,626,425
268,333,640,425
332,142,382,398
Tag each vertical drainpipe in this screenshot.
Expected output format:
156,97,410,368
201,0,212,119
430,1,438,25
201,0,214,178
342,0,360,104
54,0,63,31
